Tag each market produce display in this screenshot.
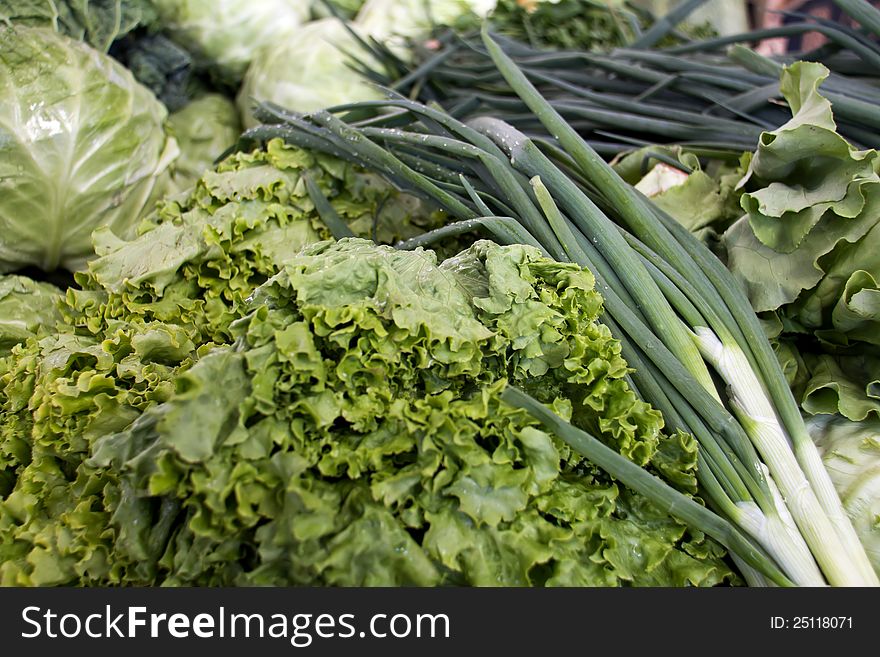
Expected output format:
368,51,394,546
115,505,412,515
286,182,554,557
1,0,878,587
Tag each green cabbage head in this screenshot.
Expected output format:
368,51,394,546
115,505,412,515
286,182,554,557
355,0,495,42
153,0,310,82
166,93,241,194
0,26,178,273
809,414,880,576
238,18,385,128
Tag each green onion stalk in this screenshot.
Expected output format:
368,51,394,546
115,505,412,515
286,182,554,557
526,174,824,586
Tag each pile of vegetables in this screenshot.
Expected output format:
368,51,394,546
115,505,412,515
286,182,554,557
1,0,879,588
0,139,734,586
246,21,880,584
34,237,739,586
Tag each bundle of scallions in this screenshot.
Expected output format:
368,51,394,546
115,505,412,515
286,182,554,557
352,1,880,154
237,27,879,587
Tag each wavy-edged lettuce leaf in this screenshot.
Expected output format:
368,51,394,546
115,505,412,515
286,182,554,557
722,62,880,420
724,62,880,334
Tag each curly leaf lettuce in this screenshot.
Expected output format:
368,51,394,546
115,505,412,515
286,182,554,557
0,325,193,585
75,239,733,587
0,142,442,585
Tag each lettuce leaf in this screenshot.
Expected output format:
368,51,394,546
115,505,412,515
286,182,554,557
0,275,64,355
0,140,444,584
726,62,880,328
721,62,880,420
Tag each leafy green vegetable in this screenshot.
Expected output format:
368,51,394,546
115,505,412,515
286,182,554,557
728,62,880,327
0,143,732,584
166,94,241,194
800,355,880,421
0,26,178,273
0,0,200,111
152,0,310,83
0,0,157,52
808,414,880,577
75,238,731,586
237,18,386,129
0,275,64,355
0,327,194,583
252,26,880,583
0,138,446,585
770,334,880,422
722,61,880,420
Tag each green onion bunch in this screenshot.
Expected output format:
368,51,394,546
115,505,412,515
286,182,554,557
351,1,880,154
